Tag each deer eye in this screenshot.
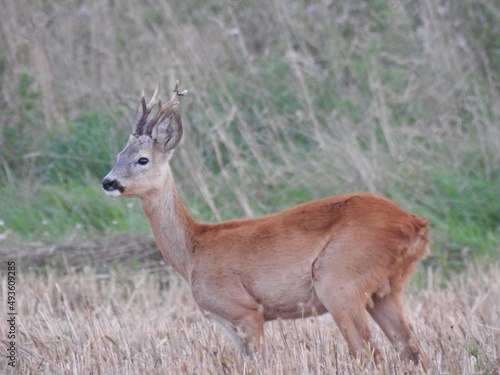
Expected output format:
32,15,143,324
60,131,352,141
137,157,149,165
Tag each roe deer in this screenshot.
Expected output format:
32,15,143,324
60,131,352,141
102,83,429,365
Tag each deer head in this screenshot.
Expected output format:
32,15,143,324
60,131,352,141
102,83,187,197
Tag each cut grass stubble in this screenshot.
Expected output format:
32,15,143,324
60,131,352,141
0,265,498,374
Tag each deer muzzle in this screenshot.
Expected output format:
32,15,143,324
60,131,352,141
102,178,125,197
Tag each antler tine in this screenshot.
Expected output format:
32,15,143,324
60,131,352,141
162,81,181,109
174,80,188,97
144,81,187,136
161,81,188,110
134,85,160,135
141,95,147,113
145,83,160,110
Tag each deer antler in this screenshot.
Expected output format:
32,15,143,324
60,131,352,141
133,84,160,135
144,81,187,136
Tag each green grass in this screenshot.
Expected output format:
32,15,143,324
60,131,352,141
388,168,500,271
0,182,148,241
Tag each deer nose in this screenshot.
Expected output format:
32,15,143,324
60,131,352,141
102,178,124,193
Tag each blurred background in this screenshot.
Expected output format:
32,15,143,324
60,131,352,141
0,0,498,272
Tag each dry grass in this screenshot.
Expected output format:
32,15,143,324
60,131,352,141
0,0,498,261
1,264,498,374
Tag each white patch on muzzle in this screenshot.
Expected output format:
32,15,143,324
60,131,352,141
105,189,122,197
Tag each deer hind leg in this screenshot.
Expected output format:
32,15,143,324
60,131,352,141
368,289,427,366
314,279,382,363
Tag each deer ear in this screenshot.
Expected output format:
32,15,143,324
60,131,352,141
153,110,183,152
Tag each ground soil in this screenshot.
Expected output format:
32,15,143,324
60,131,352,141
0,233,165,271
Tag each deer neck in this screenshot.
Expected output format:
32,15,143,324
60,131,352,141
139,168,197,281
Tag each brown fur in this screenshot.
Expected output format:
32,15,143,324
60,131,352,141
103,102,429,366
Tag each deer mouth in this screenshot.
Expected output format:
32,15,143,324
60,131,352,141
102,178,125,196
105,189,123,197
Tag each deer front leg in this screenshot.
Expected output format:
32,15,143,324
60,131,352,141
211,311,266,361
237,310,267,361
192,276,267,361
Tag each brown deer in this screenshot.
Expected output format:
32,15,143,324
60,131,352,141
102,83,429,366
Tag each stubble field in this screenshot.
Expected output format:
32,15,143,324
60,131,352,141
1,261,498,374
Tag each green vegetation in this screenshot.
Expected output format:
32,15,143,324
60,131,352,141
0,0,498,271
